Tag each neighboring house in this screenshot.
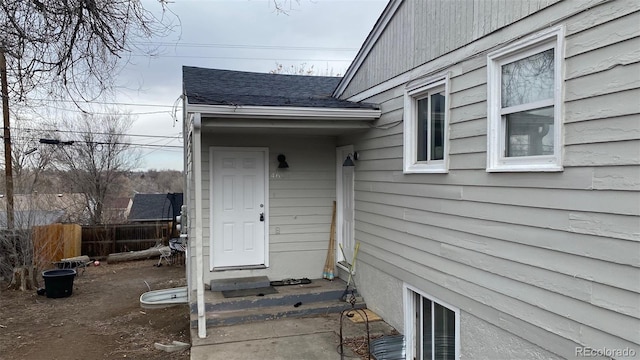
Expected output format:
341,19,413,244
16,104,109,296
102,197,133,224
0,193,87,229
183,1,640,359
0,210,65,229
128,193,183,223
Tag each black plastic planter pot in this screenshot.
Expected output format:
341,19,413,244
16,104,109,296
42,269,76,298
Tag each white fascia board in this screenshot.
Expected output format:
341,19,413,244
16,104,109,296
185,103,381,120
332,0,404,99
202,119,371,129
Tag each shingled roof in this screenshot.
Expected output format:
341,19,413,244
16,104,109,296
128,193,183,222
183,66,378,109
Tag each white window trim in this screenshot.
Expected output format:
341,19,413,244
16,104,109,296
403,283,461,360
486,25,564,172
403,73,450,174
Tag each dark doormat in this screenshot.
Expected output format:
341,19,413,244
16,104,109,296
270,278,312,286
221,286,278,298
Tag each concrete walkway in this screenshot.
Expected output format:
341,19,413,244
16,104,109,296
190,313,397,360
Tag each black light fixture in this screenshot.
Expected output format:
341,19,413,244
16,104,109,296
343,152,358,167
277,154,289,169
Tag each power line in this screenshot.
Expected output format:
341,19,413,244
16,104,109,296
139,138,184,158
131,54,352,62
13,127,182,140
138,147,182,153
25,98,178,108
18,136,183,150
42,106,173,116
132,41,359,52
131,144,183,150
14,136,183,149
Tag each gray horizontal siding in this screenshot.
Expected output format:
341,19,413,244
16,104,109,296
565,36,640,80
565,115,640,145
564,87,640,123
355,180,638,216
565,61,640,101
355,166,640,191
354,220,638,342
449,119,486,139
358,243,640,358
356,190,639,243
564,140,640,166
340,0,640,358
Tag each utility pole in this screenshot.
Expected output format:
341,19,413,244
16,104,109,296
0,50,14,229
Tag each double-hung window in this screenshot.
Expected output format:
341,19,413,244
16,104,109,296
487,26,564,172
404,75,449,173
405,285,460,360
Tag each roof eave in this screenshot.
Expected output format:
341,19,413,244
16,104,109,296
332,0,404,99
185,103,381,120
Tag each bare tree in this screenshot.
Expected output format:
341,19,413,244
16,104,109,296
0,2,172,288
8,118,55,194
1,0,174,234
0,118,56,287
270,0,301,14
129,170,184,195
270,62,342,76
1,0,297,100
0,0,174,103
49,111,139,225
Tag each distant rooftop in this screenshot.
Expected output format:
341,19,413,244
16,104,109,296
105,197,131,209
128,193,183,222
0,210,65,229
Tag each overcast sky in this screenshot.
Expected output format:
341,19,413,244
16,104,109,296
109,0,387,171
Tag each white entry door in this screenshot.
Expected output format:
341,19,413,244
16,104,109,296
336,145,355,265
211,148,267,268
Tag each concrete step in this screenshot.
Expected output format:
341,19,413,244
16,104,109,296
204,278,357,310
192,299,366,328
210,276,270,292
192,278,364,328
203,288,351,312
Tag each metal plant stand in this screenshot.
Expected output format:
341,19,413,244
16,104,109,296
339,291,371,360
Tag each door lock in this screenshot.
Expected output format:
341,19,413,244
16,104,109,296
259,213,265,222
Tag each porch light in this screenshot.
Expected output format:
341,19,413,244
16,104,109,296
343,153,357,167
277,154,289,169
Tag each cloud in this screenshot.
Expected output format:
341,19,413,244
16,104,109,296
115,0,387,170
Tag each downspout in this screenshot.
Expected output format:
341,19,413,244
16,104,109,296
182,95,191,297
192,112,206,338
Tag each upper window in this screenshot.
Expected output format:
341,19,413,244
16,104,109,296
487,26,564,172
404,75,449,173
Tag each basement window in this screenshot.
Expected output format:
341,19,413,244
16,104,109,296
404,284,460,360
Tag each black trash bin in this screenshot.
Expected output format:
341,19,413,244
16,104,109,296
42,269,76,298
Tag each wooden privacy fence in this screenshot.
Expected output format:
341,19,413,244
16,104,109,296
81,223,171,258
32,224,82,270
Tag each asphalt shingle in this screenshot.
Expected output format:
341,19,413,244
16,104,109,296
128,193,183,222
182,66,377,109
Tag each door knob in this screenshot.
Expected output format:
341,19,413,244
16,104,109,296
259,213,265,222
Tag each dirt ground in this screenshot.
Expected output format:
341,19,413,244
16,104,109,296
0,259,190,360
